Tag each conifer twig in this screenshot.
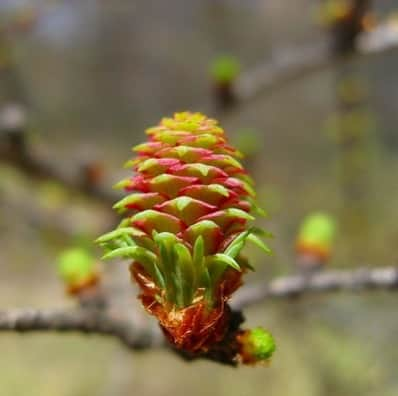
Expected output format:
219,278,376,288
1,266,397,364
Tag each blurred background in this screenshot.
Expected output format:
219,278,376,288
0,0,397,395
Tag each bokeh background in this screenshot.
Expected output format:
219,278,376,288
1,0,397,395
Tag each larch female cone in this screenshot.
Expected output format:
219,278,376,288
96,112,274,361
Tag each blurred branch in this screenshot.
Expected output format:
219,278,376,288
0,308,161,350
1,266,397,365
233,40,331,103
1,193,84,237
232,266,398,310
226,19,398,110
0,138,121,206
0,307,239,366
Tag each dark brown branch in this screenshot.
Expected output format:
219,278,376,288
232,266,398,310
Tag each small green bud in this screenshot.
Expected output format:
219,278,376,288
57,248,97,287
238,327,276,364
298,212,336,250
210,55,241,84
247,327,276,360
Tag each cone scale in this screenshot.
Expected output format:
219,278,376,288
97,112,274,360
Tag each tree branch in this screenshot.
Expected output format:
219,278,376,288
0,308,162,350
233,40,331,103
0,147,121,205
1,267,397,363
0,307,239,366
232,266,398,310
229,20,398,109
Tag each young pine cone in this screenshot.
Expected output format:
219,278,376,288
97,112,274,363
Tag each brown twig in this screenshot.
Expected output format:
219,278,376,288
232,266,398,310
0,307,240,366
0,308,161,350
1,266,397,365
